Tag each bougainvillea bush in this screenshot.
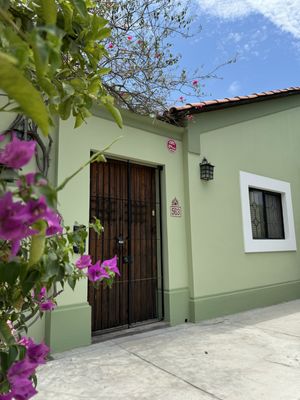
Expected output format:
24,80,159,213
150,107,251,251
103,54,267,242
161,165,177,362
0,1,123,398
0,132,119,399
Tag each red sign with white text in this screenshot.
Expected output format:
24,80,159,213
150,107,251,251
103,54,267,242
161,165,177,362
167,139,177,153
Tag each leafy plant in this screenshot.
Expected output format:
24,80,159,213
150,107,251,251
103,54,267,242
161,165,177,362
0,133,120,399
0,0,122,134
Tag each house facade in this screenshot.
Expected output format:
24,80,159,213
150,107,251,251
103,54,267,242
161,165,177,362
13,87,300,353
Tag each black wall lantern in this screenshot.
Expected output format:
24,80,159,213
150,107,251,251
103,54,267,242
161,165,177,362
200,158,214,181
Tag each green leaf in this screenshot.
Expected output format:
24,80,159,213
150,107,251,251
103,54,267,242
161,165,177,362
18,344,26,360
89,217,104,237
70,78,86,91
0,319,15,345
67,276,76,290
39,77,58,96
95,27,111,41
32,373,38,388
41,0,57,25
61,2,74,33
4,27,30,69
38,184,58,208
88,79,100,95
31,31,49,77
64,263,73,274
42,258,60,280
0,351,9,375
97,67,111,76
74,113,84,128
0,262,21,285
20,270,41,294
28,222,46,267
7,345,18,368
62,82,75,98
59,97,73,120
103,102,123,128
70,0,88,17
91,14,108,31
0,52,49,135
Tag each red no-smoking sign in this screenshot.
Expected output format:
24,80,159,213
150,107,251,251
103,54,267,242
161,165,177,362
167,139,177,152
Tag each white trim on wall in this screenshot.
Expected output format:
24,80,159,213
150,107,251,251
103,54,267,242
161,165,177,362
240,171,297,253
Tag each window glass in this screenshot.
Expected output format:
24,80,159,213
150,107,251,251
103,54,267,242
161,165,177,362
249,190,265,239
249,189,284,240
265,193,284,239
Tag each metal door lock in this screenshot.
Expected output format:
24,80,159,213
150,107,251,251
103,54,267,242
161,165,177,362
123,256,133,264
116,235,124,246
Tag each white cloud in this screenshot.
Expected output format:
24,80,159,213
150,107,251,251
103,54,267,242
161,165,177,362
228,81,241,96
227,32,243,43
196,0,300,39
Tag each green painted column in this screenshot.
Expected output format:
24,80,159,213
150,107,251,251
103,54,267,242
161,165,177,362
45,302,91,353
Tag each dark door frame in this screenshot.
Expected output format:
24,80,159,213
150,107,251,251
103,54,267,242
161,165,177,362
88,157,165,333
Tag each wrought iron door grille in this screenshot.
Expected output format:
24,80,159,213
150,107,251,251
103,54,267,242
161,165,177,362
88,158,164,332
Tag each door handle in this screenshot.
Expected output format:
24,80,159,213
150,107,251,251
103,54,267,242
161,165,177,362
123,256,133,264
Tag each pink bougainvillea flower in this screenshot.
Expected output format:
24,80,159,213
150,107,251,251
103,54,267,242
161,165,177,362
101,255,120,276
25,339,49,364
137,40,143,45
0,134,6,142
17,173,47,189
75,254,92,269
108,42,114,49
127,35,133,40
0,133,36,168
32,287,56,312
25,196,63,235
32,287,47,303
87,261,110,282
45,210,63,236
0,192,36,255
0,192,62,256
18,337,31,348
34,286,46,301
25,197,48,224
0,392,13,399
39,299,56,312
7,359,36,382
39,286,46,298
17,172,36,188
4,338,49,400
11,378,37,400
192,80,199,86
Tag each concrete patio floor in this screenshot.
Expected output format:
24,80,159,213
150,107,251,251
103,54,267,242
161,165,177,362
35,300,300,399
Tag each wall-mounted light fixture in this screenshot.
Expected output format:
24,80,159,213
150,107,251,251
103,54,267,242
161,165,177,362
200,158,214,181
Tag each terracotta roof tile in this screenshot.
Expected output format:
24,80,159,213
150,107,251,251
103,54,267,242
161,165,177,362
169,87,300,118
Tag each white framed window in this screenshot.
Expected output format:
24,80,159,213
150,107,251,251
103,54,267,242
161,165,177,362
240,171,297,253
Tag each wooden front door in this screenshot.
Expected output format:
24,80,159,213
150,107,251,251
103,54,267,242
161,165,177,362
88,158,162,332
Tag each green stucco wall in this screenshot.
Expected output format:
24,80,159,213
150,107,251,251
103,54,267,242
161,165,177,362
4,94,300,352
186,95,300,321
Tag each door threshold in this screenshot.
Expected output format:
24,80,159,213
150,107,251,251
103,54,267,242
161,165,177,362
92,320,169,344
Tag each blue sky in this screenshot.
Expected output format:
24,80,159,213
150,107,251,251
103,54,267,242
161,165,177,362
173,0,300,103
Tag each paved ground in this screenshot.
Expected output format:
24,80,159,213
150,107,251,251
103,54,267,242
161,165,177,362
35,300,300,400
